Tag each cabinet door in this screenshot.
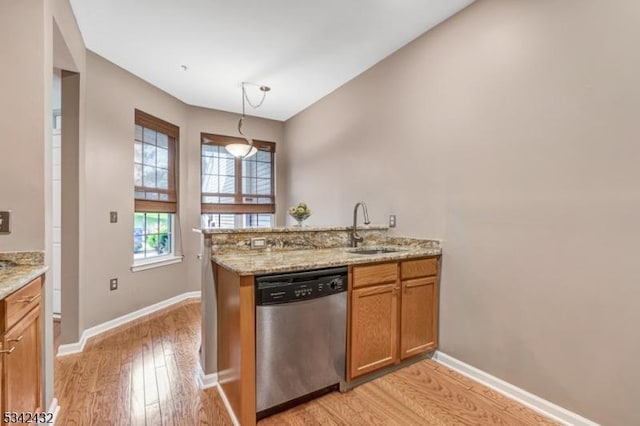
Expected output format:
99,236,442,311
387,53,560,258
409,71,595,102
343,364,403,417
350,283,399,379
2,306,41,414
400,276,438,360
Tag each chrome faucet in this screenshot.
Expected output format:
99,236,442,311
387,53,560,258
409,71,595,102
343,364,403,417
351,202,371,247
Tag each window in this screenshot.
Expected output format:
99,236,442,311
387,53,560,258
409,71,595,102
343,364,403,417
201,133,275,228
201,213,273,229
134,110,179,262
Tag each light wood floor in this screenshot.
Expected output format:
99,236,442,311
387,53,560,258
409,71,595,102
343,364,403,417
54,301,231,425
54,301,558,425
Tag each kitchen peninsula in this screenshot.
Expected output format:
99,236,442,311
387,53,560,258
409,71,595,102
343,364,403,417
199,226,441,425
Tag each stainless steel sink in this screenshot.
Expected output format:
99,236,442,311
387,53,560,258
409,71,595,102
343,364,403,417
345,247,407,255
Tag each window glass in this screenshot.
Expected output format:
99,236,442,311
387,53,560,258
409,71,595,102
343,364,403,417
200,134,275,223
134,110,179,261
134,212,173,260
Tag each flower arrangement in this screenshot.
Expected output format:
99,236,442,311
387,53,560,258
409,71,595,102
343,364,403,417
289,202,312,226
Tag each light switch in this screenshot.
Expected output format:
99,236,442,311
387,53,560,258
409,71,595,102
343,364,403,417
0,211,11,234
110,211,118,223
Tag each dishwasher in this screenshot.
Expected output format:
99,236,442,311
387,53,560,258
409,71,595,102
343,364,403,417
255,266,347,419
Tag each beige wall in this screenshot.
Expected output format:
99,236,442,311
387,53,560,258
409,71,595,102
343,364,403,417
0,0,49,252
83,52,284,330
184,107,284,288
82,52,190,328
0,0,81,411
284,0,640,424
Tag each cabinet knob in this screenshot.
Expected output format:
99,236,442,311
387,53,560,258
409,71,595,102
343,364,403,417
0,347,15,354
7,335,23,343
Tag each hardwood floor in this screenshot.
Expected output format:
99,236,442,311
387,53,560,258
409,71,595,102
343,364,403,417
260,360,559,426
54,301,232,425
54,301,558,426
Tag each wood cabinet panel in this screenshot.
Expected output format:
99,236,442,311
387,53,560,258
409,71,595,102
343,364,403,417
350,284,399,379
1,305,41,414
349,257,440,381
351,263,398,289
215,265,256,426
400,277,438,359
400,258,438,280
1,276,42,331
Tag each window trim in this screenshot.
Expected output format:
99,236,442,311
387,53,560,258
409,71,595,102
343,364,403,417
131,254,183,272
135,109,179,213
200,132,276,215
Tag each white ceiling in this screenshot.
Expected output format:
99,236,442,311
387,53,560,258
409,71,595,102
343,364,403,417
70,0,474,121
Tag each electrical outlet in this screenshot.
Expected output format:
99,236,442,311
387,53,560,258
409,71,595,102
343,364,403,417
0,211,11,234
389,214,396,228
110,278,118,291
110,211,118,223
251,237,267,249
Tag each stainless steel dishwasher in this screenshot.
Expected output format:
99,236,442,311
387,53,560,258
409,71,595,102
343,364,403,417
255,266,347,419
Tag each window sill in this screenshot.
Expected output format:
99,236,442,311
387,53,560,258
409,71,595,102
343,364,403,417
131,255,183,272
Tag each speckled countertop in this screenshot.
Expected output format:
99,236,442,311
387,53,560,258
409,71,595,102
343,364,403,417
212,244,441,276
199,225,388,234
0,252,47,299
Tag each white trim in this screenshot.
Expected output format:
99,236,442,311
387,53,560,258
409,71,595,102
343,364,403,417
432,351,600,426
196,361,219,389
56,291,201,357
217,383,240,426
131,254,183,272
48,398,60,424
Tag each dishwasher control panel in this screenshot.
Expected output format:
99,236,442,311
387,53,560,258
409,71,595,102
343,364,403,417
255,267,347,305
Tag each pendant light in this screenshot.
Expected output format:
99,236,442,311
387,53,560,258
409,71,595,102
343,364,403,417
225,82,271,158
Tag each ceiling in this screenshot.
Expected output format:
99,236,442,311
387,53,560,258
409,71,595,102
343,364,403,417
70,0,474,121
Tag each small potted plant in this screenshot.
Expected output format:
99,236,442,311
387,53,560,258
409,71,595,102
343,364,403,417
289,202,311,226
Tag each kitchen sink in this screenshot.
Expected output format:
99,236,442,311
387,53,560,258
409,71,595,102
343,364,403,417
345,247,408,255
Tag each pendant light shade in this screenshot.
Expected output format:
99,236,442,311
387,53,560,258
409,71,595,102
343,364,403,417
225,82,270,158
226,143,257,158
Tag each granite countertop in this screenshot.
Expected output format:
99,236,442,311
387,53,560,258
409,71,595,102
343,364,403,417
212,245,441,276
0,251,47,299
199,224,388,235
0,264,48,299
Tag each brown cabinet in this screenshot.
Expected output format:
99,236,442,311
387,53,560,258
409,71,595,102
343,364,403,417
400,276,438,359
349,257,439,380
350,282,399,378
0,277,42,414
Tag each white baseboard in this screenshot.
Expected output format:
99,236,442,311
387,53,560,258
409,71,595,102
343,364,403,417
432,351,599,426
48,398,60,425
217,383,240,426
196,361,218,389
57,291,201,357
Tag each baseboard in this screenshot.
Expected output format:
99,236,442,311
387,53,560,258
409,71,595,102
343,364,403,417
217,383,240,426
48,398,60,425
196,361,218,390
432,351,599,426
57,291,201,357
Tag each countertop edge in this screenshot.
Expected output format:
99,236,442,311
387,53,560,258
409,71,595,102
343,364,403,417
0,265,48,300
199,224,389,235
212,248,442,276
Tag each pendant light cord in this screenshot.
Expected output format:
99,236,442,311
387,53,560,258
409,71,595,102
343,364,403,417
242,82,268,109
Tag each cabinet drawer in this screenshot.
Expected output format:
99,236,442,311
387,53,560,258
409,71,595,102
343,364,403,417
352,263,398,289
2,277,42,331
401,258,438,280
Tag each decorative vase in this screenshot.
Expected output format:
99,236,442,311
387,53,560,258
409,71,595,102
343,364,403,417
290,213,311,227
